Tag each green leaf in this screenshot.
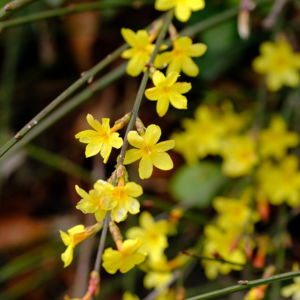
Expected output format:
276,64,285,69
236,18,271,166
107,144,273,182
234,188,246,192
171,162,227,208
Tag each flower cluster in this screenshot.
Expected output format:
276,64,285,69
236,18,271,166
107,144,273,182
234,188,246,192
253,38,300,91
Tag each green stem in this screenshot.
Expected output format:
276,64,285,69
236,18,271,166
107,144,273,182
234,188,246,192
185,270,300,300
0,0,36,19
93,213,110,272
0,44,127,159
26,144,93,182
0,63,126,163
0,0,143,30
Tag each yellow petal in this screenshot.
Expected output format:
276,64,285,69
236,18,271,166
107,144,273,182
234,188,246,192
175,4,191,22
127,131,144,148
61,245,74,268
86,114,102,131
60,231,70,246
164,72,179,86
100,144,112,163
125,198,140,214
169,93,188,109
145,124,161,144
152,152,173,170
189,0,205,10
125,182,143,197
173,82,192,94
111,133,123,148
154,140,175,152
121,28,137,46
155,0,174,11
145,87,160,100
111,206,128,222
139,156,153,179
124,149,142,164
154,52,172,68
182,57,199,76
189,43,207,56
127,56,146,77
140,211,154,229
152,71,166,86
157,98,170,117
85,143,102,158
75,185,88,199
75,130,99,142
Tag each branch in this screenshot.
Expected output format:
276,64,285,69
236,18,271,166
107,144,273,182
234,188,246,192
0,0,36,19
0,0,143,30
185,270,300,300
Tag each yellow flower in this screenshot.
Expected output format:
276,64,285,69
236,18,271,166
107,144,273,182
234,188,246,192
221,135,258,177
102,239,146,274
253,39,300,91
281,277,300,300
75,114,123,163
145,71,191,117
202,225,247,279
60,223,101,267
75,181,116,222
123,292,140,300
259,115,299,159
155,0,205,22
257,156,300,207
110,182,143,223
155,37,207,77
213,193,259,234
127,211,169,262
121,28,155,77
124,124,175,179
144,271,172,289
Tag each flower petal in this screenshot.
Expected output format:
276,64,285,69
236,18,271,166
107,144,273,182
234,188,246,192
145,87,160,100
145,124,161,144
139,156,153,179
121,28,137,46
124,149,142,164
157,98,170,117
85,143,102,157
154,140,175,152
152,71,166,86
169,93,188,109
182,57,199,76
127,131,144,148
151,152,173,170
126,182,143,197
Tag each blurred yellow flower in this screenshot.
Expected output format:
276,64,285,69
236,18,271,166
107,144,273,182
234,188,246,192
75,181,116,222
124,124,175,179
202,225,246,279
253,39,300,91
144,271,172,289
155,0,205,22
123,292,140,300
221,135,258,177
75,114,123,163
102,239,146,274
127,211,169,262
110,182,143,222
60,223,101,267
145,71,191,116
259,115,299,159
155,37,207,77
121,28,155,77
281,277,300,300
257,156,300,207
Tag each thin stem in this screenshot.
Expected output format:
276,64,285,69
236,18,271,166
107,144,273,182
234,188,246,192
181,251,246,267
0,64,126,164
0,44,127,159
0,0,143,30
185,270,300,300
93,213,110,272
0,0,36,19
118,9,174,165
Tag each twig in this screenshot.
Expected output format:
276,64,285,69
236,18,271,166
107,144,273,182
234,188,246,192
263,0,289,29
185,270,300,300
0,63,126,164
0,0,36,19
181,250,246,267
0,0,141,30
